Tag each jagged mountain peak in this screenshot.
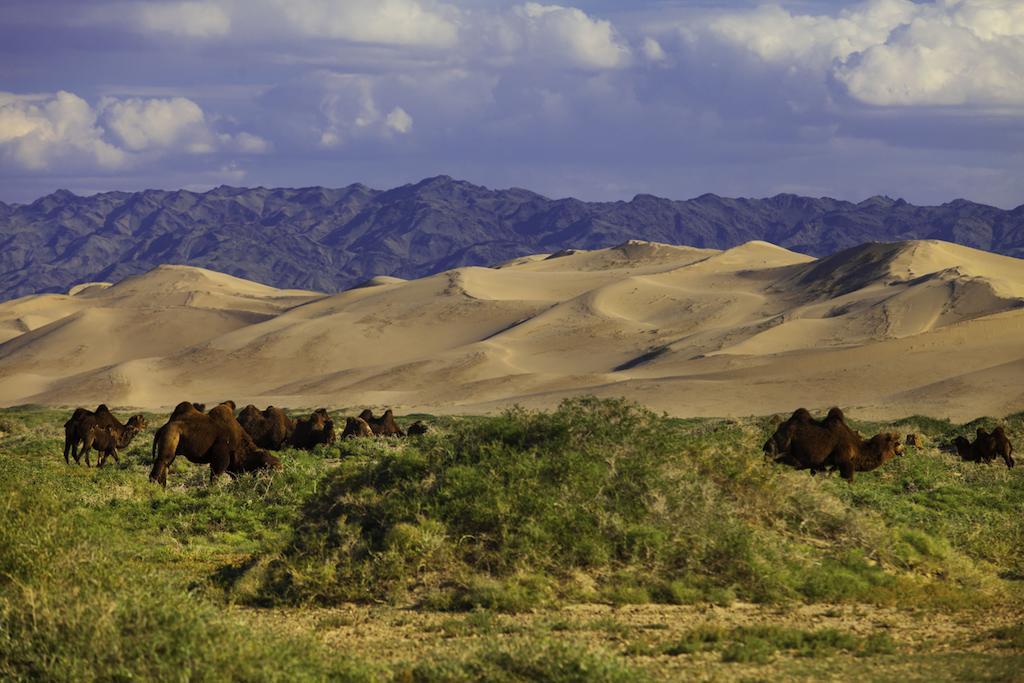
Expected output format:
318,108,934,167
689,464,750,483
1,178,1021,302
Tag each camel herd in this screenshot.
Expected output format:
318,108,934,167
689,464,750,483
62,401,429,486
61,403,1014,487
764,407,1015,482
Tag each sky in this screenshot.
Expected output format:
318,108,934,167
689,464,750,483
0,0,1022,207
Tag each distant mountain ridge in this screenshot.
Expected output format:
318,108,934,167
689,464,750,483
2,175,1022,301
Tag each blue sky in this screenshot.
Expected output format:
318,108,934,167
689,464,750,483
1,0,1021,206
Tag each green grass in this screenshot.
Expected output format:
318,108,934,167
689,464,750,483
0,400,1022,680
0,459,377,681
239,399,1024,611
395,638,646,683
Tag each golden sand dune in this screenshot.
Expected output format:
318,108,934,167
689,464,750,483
1,240,1022,420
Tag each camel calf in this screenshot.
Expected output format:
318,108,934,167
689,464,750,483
81,423,142,467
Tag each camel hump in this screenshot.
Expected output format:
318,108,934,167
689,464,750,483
790,408,813,422
825,407,845,422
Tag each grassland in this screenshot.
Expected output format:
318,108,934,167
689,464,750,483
1,399,1022,681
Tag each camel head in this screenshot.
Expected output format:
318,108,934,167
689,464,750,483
872,432,904,462
953,435,972,457
118,424,143,448
763,408,813,457
241,447,281,473
763,420,798,457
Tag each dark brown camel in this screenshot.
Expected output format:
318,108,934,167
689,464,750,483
764,407,901,482
406,420,429,436
238,404,296,450
763,407,860,475
958,427,1015,469
341,416,374,438
836,432,904,483
358,408,405,437
81,422,143,467
149,404,280,486
63,405,147,465
290,409,336,450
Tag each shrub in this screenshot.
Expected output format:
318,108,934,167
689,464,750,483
244,397,1016,609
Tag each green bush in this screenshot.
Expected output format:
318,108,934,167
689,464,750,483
243,398,1022,610
397,638,646,683
0,474,375,682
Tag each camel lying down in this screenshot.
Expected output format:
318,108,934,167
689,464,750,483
764,407,903,483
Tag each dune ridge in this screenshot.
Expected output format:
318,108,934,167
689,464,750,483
1,239,1022,420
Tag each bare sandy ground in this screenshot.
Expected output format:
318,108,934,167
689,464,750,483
2,239,1023,421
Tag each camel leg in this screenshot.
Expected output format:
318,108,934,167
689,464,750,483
209,442,231,484
149,455,173,487
149,448,175,485
80,436,93,467
98,447,117,468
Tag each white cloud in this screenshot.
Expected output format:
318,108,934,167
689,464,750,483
0,91,265,172
0,91,126,170
836,3,1024,106
707,0,918,67
701,0,1024,108
269,0,458,47
100,96,209,151
514,3,631,69
133,2,231,38
231,131,271,153
385,107,413,134
89,0,458,48
642,37,666,63
314,74,413,147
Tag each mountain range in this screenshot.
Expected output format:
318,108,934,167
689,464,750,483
2,175,1023,302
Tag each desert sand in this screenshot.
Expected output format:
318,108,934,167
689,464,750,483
1,239,1022,420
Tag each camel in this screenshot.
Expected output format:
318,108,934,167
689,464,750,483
834,432,904,483
763,407,860,474
959,427,1015,469
991,427,1015,468
358,408,405,437
764,407,902,482
341,416,374,438
238,404,295,450
81,422,142,467
406,420,429,436
149,404,280,486
63,405,147,466
290,409,336,450
954,436,978,462
975,428,999,464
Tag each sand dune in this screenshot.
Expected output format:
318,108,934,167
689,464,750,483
1,239,1022,420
